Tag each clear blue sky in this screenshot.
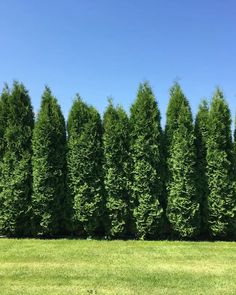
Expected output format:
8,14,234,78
0,0,236,125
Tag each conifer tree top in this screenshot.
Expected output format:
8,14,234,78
36,86,65,126
208,88,232,152
198,99,209,111
67,94,102,133
165,83,191,146
130,82,161,125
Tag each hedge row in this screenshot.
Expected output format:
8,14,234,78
0,81,235,240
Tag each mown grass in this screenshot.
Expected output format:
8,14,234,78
0,239,235,294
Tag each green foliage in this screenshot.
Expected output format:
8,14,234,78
206,88,236,238
31,87,67,237
0,86,9,160
167,86,200,238
165,82,190,150
103,100,130,238
164,82,191,219
67,95,104,237
0,82,34,236
1,80,236,241
130,82,163,239
234,116,236,182
195,100,209,236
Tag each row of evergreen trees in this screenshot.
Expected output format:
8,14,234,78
0,81,235,240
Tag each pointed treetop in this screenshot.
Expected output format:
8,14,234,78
132,81,159,112
195,100,209,132
1,83,10,95
210,88,230,117
208,88,232,152
165,83,191,146
137,81,155,98
67,93,101,136
167,82,189,112
195,99,209,136
107,96,114,106
40,86,62,111
198,99,209,111
41,86,54,103
210,88,230,115
213,87,224,100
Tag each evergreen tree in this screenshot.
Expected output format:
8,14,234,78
167,101,200,238
0,82,34,236
234,117,236,184
206,88,236,238
163,82,191,221
67,95,104,237
195,100,209,237
233,115,236,180
0,85,9,160
103,100,130,238
0,86,11,234
130,82,163,239
165,82,189,151
31,87,67,237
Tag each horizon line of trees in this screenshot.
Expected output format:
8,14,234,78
0,81,236,240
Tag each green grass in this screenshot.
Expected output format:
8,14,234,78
0,239,236,294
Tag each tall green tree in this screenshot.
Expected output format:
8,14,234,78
167,100,200,238
103,100,130,238
0,86,11,234
67,95,104,237
130,82,163,239
234,122,236,171
195,100,209,237
233,115,236,181
163,82,191,216
31,87,67,237
165,83,190,151
206,88,236,238
0,82,34,236
0,85,9,160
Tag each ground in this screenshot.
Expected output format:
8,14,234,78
0,239,235,294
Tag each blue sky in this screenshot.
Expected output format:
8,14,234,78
0,0,236,125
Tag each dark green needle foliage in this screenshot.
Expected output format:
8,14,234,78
0,86,9,160
103,100,130,238
195,100,209,237
234,117,236,179
167,87,200,239
67,95,104,237
0,82,34,237
164,82,191,219
130,82,163,239
31,87,67,237
206,89,236,239
165,83,190,152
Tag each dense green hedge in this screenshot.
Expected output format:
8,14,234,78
103,100,131,238
130,83,164,239
67,95,104,237
31,87,68,237
0,82,34,237
0,81,236,240
166,88,200,238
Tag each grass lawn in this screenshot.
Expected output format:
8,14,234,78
0,239,235,294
